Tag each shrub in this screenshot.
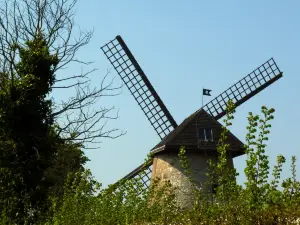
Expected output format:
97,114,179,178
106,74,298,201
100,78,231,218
5,103,299,224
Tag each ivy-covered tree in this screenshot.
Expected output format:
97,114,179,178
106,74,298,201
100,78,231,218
0,33,57,222
0,0,122,223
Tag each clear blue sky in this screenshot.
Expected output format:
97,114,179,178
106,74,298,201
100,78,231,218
53,0,300,187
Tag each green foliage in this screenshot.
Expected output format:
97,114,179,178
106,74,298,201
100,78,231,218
209,99,240,202
178,146,192,181
1,47,299,224
0,32,88,224
25,103,298,225
0,34,58,223
41,170,180,225
0,9,297,223
244,106,274,209
0,0,296,224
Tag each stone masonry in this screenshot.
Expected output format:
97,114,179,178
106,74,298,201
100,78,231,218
151,151,234,209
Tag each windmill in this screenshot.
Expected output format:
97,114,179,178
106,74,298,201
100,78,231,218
100,35,283,207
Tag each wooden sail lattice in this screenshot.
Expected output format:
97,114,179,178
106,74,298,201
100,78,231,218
125,164,153,192
101,35,178,193
101,35,282,193
202,58,282,120
101,36,177,140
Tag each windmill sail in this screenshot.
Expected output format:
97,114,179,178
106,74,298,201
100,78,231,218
101,35,178,192
202,58,282,120
101,35,177,140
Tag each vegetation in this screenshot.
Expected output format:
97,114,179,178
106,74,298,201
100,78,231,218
0,0,299,224
33,102,299,225
0,0,121,223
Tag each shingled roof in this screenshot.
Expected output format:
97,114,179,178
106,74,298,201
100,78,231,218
151,108,245,157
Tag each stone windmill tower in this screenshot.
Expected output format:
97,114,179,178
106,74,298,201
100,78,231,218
101,35,283,207
150,109,245,207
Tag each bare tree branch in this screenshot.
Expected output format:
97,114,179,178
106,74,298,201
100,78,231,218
0,0,124,148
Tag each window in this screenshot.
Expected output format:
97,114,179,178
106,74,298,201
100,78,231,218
198,128,205,140
205,128,212,140
198,128,213,141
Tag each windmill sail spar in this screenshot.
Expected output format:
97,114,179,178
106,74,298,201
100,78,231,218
101,35,177,140
202,58,282,120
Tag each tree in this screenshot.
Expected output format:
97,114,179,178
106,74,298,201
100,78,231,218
0,0,123,147
0,0,122,223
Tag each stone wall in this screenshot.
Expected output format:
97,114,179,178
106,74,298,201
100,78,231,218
151,151,234,208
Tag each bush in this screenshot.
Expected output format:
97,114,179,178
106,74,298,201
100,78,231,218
35,102,300,225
